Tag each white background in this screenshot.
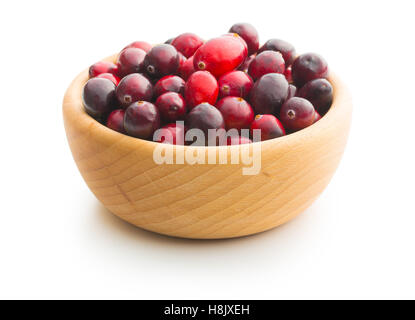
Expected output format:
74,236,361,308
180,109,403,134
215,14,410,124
0,0,414,299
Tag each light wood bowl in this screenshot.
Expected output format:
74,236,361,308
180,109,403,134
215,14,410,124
63,54,352,239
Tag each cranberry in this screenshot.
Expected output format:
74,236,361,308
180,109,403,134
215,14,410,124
179,55,195,80
250,114,285,141
226,135,252,145
165,38,174,44
96,73,120,86
172,33,204,58
314,111,322,123
297,78,333,115
178,52,187,70
123,41,152,53
258,39,296,66
193,34,247,77
155,92,187,122
116,73,153,107
238,55,255,73
154,123,186,145
228,23,259,56
143,44,180,79
248,50,285,81
250,73,289,115
184,71,219,109
287,84,297,100
82,78,117,118
186,103,225,145
291,53,328,87
116,48,146,77
89,61,118,78
218,70,253,99
124,101,160,139
154,75,185,98
280,97,315,131
106,109,126,133
284,66,293,83
216,97,254,131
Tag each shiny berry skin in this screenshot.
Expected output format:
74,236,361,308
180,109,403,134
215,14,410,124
179,55,195,80
248,50,285,81
124,101,160,139
154,123,186,145
228,23,259,56
250,114,285,141
284,66,293,83
193,34,248,77
291,53,328,87
218,71,253,99
116,48,146,77
280,97,315,131
89,61,118,78
178,52,187,70
154,75,185,98
216,97,254,131
172,33,204,58
96,73,120,86
226,135,252,145
106,109,126,133
184,71,219,109
82,78,117,118
297,78,333,115
143,44,180,79
123,41,152,53
287,84,297,100
238,55,255,73
155,92,187,122
116,73,153,108
258,39,296,66
250,73,289,115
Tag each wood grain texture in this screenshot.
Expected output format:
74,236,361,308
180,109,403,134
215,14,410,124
63,55,352,239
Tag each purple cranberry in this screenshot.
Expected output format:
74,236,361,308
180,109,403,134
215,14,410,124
116,48,146,77
106,109,126,133
143,44,180,78
116,73,153,107
292,53,328,87
155,92,187,122
248,50,285,81
287,84,297,100
124,101,160,139
238,55,255,73
154,75,185,98
280,97,315,131
218,70,253,99
250,114,285,141
216,97,254,131
228,23,259,56
258,39,296,66
297,78,333,115
82,78,117,118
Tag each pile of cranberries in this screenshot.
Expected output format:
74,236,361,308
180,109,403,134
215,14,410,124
83,23,333,145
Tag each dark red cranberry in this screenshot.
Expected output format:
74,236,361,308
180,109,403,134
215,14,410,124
124,101,160,139
228,23,259,56
284,66,293,83
216,97,254,131
154,75,185,98
89,61,118,78
226,135,252,145
164,38,174,44
250,73,289,115
143,44,180,79
179,55,195,80
314,111,322,123
116,73,153,107
96,73,120,86
258,39,296,66
116,48,146,77
123,41,152,53
287,84,297,100
248,50,285,81
238,55,255,73
280,97,315,131
186,103,225,145
218,71,253,99
250,114,285,141
153,123,186,145
193,34,247,77
172,33,204,58
184,71,218,109
291,53,328,87
106,109,126,133
155,92,187,122
82,78,117,118
297,78,333,115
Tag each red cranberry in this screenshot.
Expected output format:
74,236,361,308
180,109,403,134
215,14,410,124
82,78,117,118
124,101,160,139
280,97,315,131
287,84,297,100
314,111,322,123
178,52,187,70
179,55,195,80
184,71,218,109
292,53,328,87
218,71,253,99
250,114,285,141
116,73,153,108
258,39,296,66
228,23,259,56
238,55,255,73
226,135,252,145
154,75,185,98
284,66,293,83
116,48,146,77
143,44,180,79
297,78,333,115
216,97,254,131
89,61,118,78
123,41,152,53
250,73,289,115
154,123,186,145
172,33,204,58
106,109,126,133
193,34,247,77
155,92,187,122
248,50,285,81
96,73,120,86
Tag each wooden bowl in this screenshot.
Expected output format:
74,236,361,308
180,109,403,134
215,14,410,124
63,55,352,239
